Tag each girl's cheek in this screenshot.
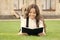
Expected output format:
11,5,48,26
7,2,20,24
33,13,36,16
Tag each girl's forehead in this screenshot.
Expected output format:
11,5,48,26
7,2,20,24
30,8,36,11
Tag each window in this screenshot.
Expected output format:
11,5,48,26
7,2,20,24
14,0,19,9
42,0,56,11
28,0,36,5
59,0,60,3
14,0,24,11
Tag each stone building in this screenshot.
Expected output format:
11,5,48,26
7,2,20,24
0,0,60,19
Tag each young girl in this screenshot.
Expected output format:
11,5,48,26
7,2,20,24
18,4,46,36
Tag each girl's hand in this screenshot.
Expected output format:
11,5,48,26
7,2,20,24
38,32,46,36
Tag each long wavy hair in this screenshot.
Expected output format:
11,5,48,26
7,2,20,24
25,4,41,27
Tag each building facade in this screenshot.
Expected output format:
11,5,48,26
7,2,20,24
0,0,60,19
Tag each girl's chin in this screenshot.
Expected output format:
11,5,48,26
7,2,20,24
29,17,35,19
29,16,36,19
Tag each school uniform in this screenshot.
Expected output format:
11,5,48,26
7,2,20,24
19,16,45,35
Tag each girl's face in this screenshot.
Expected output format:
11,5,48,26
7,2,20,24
29,8,36,19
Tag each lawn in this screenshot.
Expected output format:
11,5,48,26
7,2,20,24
0,19,60,40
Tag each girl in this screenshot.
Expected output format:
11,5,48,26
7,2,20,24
18,4,46,36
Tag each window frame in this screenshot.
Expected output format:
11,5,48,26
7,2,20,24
42,0,56,11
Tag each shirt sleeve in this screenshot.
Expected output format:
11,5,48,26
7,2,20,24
39,20,46,34
43,28,46,34
39,20,44,28
20,14,26,28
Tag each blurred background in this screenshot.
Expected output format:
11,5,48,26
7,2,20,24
0,0,60,40
0,0,60,19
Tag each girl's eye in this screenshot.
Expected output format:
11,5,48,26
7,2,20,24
29,12,36,14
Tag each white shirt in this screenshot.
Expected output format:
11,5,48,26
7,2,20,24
20,16,45,34
20,16,44,29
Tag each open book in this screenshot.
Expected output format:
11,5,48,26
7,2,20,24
22,27,43,35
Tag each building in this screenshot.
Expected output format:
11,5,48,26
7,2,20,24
0,0,60,19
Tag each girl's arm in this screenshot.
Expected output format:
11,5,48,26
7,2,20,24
43,19,46,34
40,15,46,34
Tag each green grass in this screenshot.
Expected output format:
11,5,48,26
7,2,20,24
0,20,60,40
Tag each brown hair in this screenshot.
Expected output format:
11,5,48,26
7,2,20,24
25,4,41,27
